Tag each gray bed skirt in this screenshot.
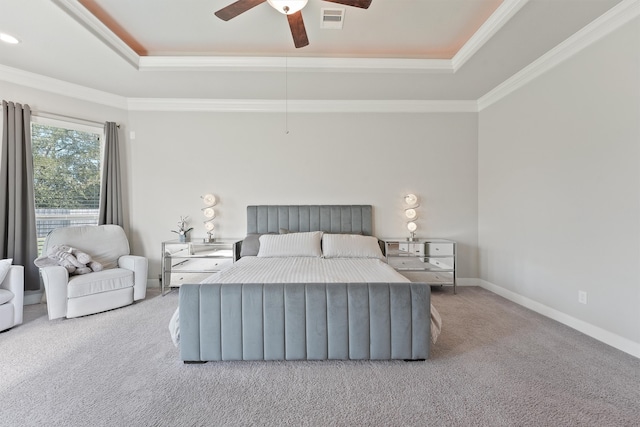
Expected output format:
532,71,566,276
179,282,431,362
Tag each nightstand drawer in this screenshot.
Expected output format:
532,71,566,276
398,242,424,256
388,256,426,269
426,257,454,269
399,271,454,284
166,257,232,272
425,243,454,256
164,271,222,287
164,243,190,256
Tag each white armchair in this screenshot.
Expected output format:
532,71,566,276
0,264,24,331
39,225,148,320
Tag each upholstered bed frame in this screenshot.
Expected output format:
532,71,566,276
178,205,431,362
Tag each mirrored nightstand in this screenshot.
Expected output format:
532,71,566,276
382,238,457,293
161,239,238,295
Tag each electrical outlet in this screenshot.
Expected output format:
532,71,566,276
578,291,587,304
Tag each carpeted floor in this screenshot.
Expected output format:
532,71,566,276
1,286,638,427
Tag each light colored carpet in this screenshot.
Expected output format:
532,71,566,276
1,286,638,427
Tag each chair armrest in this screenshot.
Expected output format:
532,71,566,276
40,266,70,320
1,265,24,325
1,265,23,294
118,255,148,301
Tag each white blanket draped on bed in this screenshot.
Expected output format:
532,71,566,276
169,257,442,346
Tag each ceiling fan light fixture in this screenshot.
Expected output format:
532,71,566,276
267,0,308,15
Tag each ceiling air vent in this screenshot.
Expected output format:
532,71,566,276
320,8,345,29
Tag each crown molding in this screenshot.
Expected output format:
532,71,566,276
137,56,454,73
478,0,640,110
52,0,139,68
0,64,127,109
0,63,476,113
451,0,530,71
126,98,478,113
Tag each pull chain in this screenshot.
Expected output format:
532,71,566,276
285,54,289,135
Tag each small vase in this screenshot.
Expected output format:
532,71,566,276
178,234,187,242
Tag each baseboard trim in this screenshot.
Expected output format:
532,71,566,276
455,278,477,287
476,279,640,359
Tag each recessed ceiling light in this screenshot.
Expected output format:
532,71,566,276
0,33,20,44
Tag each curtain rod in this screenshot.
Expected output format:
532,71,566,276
33,111,119,128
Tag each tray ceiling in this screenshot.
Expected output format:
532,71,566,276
0,0,630,103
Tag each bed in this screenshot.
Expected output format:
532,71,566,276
170,205,442,362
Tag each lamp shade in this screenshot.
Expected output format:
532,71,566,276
267,0,308,14
203,208,216,219
405,208,417,220
407,222,417,232
404,194,418,205
204,221,215,231
202,193,217,206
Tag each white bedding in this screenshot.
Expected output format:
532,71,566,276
202,256,409,284
169,257,442,346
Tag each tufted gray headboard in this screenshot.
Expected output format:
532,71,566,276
246,205,373,236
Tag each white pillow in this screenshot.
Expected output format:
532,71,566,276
257,231,323,258
0,258,13,284
322,234,384,260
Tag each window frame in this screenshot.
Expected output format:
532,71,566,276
31,116,104,252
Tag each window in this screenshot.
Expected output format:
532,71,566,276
31,117,103,253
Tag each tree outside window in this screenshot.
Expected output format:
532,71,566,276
31,118,102,253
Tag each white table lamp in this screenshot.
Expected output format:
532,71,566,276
202,193,218,242
404,193,419,241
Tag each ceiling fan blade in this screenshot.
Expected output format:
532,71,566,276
322,0,372,9
214,0,267,21
287,11,309,49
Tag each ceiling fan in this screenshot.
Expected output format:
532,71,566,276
214,0,372,48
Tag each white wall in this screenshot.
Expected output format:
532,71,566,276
1,80,479,291
128,111,479,282
478,18,640,350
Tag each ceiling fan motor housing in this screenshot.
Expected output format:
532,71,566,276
215,0,372,48
267,0,308,15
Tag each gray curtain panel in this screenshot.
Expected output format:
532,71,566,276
0,100,39,291
98,122,124,226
